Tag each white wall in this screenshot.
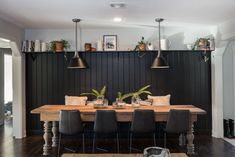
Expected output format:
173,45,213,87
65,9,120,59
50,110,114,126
0,18,25,139
25,26,213,51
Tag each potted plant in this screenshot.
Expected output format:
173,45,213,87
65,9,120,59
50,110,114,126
131,85,152,107
50,39,70,52
114,92,133,108
81,86,107,108
134,37,148,51
193,38,210,50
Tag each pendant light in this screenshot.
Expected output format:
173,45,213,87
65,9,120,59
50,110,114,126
151,18,169,69
68,18,88,69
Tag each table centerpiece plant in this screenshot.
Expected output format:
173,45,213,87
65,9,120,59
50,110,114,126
131,85,152,107
114,92,133,108
81,85,107,108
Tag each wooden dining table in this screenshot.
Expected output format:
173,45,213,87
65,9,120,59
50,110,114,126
31,105,206,156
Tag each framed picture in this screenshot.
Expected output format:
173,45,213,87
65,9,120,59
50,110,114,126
103,35,117,51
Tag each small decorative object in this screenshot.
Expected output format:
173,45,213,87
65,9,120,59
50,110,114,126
186,44,193,50
113,92,133,109
81,86,108,108
41,42,48,52
134,36,148,51
85,43,92,51
147,43,154,50
160,39,171,50
143,147,170,157
209,37,215,51
103,35,117,51
50,39,70,52
34,40,41,52
96,39,103,51
131,85,151,108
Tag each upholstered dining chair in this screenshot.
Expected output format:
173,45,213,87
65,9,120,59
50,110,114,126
129,109,156,153
58,110,84,157
93,110,119,153
164,109,190,148
65,95,88,106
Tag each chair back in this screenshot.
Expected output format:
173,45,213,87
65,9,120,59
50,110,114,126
94,110,117,133
131,109,155,133
165,109,190,133
59,110,83,135
65,95,87,106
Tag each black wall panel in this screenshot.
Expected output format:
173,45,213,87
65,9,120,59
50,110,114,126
26,51,211,134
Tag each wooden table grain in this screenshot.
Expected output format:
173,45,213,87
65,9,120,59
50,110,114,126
31,105,206,156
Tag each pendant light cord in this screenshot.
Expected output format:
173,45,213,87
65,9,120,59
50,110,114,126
74,20,80,58
157,20,161,58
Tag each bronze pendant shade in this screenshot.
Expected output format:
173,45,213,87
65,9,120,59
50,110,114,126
151,18,169,69
68,18,88,69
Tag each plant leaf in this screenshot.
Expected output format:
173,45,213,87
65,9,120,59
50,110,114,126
100,85,106,96
118,92,122,99
92,89,100,96
138,85,151,92
80,93,97,97
121,92,133,101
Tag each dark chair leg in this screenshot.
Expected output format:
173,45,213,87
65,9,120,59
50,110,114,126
82,133,85,153
129,132,132,154
116,133,119,153
92,133,96,153
57,133,62,157
164,132,166,148
153,133,156,146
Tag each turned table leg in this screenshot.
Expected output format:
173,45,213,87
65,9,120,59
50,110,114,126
186,123,195,154
179,133,186,146
43,121,52,156
52,121,59,147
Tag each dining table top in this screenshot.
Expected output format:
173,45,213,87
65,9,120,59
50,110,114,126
31,104,206,115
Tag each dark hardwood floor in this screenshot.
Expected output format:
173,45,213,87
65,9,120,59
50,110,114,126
1,120,235,157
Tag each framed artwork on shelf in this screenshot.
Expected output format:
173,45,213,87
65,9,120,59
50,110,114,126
103,35,117,51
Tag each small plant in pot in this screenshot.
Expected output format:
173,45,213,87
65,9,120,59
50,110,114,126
131,85,152,107
50,39,70,52
81,86,107,108
113,92,133,108
134,36,148,51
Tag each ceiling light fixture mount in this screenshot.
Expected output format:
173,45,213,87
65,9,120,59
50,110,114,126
113,17,122,22
110,2,125,9
151,18,169,69
68,18,88,69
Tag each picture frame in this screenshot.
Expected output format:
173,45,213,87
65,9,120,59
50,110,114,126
103,35,117,51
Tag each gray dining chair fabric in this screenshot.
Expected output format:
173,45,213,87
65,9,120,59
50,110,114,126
58,110,84,157
94,110,118,133
93,110,119,153
130,109,156,153
164,109,190,148
130,109,156,133
59,110,83,135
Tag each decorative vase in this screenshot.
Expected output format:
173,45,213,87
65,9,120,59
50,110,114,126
93,96,107,108
131,95,141,108
55,42,64,52
113,98,126,108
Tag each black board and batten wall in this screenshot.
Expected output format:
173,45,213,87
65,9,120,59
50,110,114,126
26,51,211,134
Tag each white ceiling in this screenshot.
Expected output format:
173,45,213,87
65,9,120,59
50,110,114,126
0,0,235,29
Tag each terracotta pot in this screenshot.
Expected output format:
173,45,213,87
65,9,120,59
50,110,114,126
138,43,146,51
55,42,64,52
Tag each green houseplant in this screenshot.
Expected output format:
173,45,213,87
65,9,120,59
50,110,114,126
131,85,152,107
81,86,107,107
50,39,70,52
113,92,133,108
134,36,148,51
